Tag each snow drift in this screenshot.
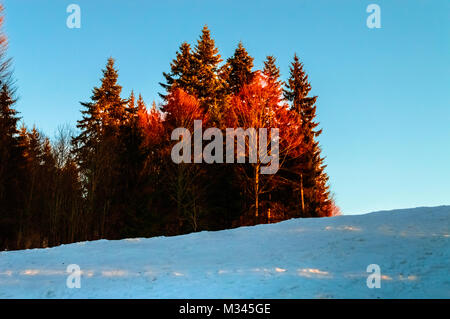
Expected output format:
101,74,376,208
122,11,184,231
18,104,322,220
0,206,449,298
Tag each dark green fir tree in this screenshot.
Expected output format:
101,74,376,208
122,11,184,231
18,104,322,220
222,41,254,94
284,54,332,217
159,42,196,99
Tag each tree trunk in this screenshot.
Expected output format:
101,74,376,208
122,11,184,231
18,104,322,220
255,166,259,218
300,173,305,217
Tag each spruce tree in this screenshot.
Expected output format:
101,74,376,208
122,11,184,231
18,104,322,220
0,5,26,249
128,90,135,108
72,57,127,238
0,85,20,202
159,42,196,99
222,41,254,94
136,93,146,113
160,26,225,122
0,83,23,248
96,58,127,126
262,55,281,86
0,6,18,188
284,54,332,217
73,58,126,164
190,26,224,114
0,84,19,149
126,90,137,120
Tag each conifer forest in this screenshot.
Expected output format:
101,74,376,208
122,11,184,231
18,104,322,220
0,10,339,251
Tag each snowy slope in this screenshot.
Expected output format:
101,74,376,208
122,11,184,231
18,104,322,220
0,206,449,299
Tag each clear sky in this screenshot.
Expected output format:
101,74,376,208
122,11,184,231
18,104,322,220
2,0,449,214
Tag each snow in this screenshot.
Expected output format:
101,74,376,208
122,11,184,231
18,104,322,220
0,206,449,299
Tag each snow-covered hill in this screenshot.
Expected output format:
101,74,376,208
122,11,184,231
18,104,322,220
0,206,449,299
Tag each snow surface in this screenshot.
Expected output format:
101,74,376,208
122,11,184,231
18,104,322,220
0,206,449,299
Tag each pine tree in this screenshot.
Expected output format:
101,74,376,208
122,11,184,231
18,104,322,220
95,58,127,126
284,54,332,217
73,57,126,161
0,83,23,249
0,84,19,156
222,41,254,94
126,90,138,121
262,55,281,87
0,6,18,189
159,42,196,99
136,93,146,113
159,26,225,124
0,84,20,197
72,57,127,238
191,25,224,111
0,5,25,249
38,137,57,245
128,90,135,109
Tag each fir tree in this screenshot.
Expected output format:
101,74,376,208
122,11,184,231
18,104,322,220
128,90,135,109
72,57,127,238
159,42,196,99
0,84,18,146
0,5,25,249
95,58,127,126
0,5,18,182
136,93,146,113
191,26,224,113
284,54,332,217
262,55,281,86
0,84,22,247
73,58,126,166
126,90,138,121
222,41,254,94
159,26,225,124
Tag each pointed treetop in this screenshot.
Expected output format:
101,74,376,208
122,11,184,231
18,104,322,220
284,53,311,102
263,55,281,86
160,26,224,115
194,25,222,66
159,42,195,98
224,41,254,94
128,90,135,108
0,83,20,139
94,57,122,102
86,57,126,126
191,26,224,112
284,53,321,137
137,93,146,112
232,41,253,64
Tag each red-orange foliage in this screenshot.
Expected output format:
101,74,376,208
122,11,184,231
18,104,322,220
138,103,164,147
330,200,342,216
228,71,303,159
226,72,304,218
162,88,207,131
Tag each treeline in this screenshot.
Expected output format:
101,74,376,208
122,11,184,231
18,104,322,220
0,21,339,251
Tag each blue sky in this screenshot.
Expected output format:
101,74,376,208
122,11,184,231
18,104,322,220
3,0,449,214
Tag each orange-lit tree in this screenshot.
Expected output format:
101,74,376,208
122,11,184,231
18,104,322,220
161,88,209,232
284,54,332,217
227,71,303,220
